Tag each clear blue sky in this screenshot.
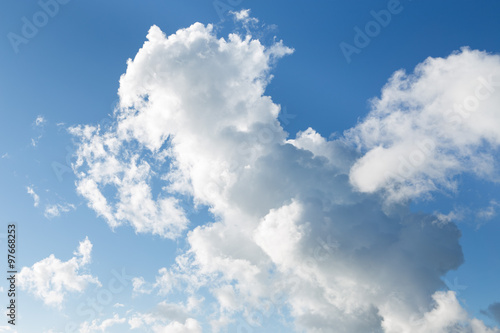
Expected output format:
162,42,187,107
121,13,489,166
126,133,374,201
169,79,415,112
1,1,500,332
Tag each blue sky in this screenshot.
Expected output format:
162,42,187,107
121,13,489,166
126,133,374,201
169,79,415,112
1,1,500,332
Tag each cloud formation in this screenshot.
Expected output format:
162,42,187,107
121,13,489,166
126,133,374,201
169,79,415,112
18,237,100,307
71,14,500,333
346,48,500,202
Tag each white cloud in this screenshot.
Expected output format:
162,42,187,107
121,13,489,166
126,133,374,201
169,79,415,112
153,318,202,333
231,8,259,27
26,186,40,207
69,125,189,238
132,267,178,296
70,18,500,333
31,115,47,147
128,300,201,332
132,276,152,295
18,237,100,307
35,115,46,126
434,209,465,226
346,48,500,203
477,200,500,221
79,314,126,333
382,291,500,333
44,203,76,219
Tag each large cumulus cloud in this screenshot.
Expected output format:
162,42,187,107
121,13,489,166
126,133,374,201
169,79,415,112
71,13,500,333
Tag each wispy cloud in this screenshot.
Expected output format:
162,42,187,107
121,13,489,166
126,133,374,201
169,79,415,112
26,185,40,207
44,202,76,219
31,115,47,147
35,115,46,127
477,200,500,221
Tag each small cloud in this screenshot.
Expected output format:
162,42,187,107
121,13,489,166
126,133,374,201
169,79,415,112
231,9,258,25
113,303,125,308
44,203,76,219
477,200,499,221
1,153,9,159
132,277,153,295
18,237,100,308
26,186,40,207
35,115,46,127
433,209,465,226
31,115,46,147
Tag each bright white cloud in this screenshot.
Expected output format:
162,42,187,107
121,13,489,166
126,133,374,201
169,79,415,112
346,48,500,203
70,17,500,333
18,237,100,307
153,318,202,333
26,186,40,207
382,291,500,333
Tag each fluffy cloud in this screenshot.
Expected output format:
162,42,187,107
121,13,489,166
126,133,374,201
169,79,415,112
128,299,202,332
346,48,500,203
153,318,202,333
18,237,100,307
71,13,500,333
